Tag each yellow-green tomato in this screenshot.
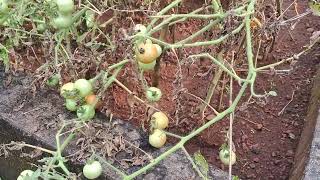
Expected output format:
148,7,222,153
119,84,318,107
17,170,34,180
56,0,74,15
134,24,147,34
77,104,95,121
136,43,158,64
46,74,60,87
74,79,93,97
65,99,77,111
146,87,162,102
53,15,72,29
149,129,166,148
83,161,102,179
151,111,169,129
219,149,236,166
138,60,156,71
60,82,77,98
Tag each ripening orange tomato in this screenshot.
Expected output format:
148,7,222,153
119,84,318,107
85,94,101,109
136,43,159,64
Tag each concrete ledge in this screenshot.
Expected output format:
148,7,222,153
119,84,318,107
0,71,228,179
290,65,320,179
304,110,320,180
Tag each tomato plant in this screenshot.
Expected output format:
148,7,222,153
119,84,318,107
77,104,95,121
17,170,34,180
83,161,102,179
0,0,300,179
146,87,162,102
74,79,93,98
219,148,236,166
149,129,167,148
151,111,169,130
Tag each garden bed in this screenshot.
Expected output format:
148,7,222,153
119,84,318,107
0,43,319,179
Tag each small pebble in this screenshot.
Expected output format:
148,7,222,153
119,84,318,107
249,163,256,169
307,28,314,33
286,150,294,157
255,123,263,131
253,157,259,163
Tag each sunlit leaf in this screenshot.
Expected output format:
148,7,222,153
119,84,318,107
194,151,209,178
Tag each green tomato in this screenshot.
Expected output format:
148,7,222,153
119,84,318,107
65,99,78,111
74,79,93,97
46,74,60,87
151,111,169,129
138,61,156,71
149,129,166,148
85,10,95,28
83,161,102,179
134,24,147,34
37,23,47,33
17,170,34,180
56,0,74,15
77,104,95,121
0,0,9,14
219,149,236,166
53,15,72,29
146,87,162,102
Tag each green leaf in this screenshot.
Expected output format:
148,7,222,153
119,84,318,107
309,0,320,16
193,151,209,178
233,176,240,180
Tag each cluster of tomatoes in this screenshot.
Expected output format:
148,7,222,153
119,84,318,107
148,112,169,148
53,0,75,29
60,79,99,121
17,160,103,179
134,24,162,71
